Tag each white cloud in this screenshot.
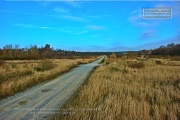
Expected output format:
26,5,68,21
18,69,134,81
57,26,81,34
128,9,150,27
53,7,69,13
87,25,105,30
155,4,168,8
0,9,54,17
91,34,103,38
128,3,180,28
138,22,150,27
57,30,74,33
0,9,95,24
60,15,87,22
84,15,101,19
155,3,180,18
14,24,59,31
0,10,38,16
40,26,58,29
140,30,156,39
14,24,37,28
64,1,81,8
75,30,88,34
38,1,49,7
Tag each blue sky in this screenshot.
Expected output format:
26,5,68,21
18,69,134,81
0,1,180,51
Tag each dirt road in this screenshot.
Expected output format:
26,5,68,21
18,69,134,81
0,57,104,120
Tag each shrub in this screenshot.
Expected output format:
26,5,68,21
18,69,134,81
0,74,4,82
100,58,105,64
20,70,33,76
0,60,5,67
171,56,180,61
136,57,148,61
11,63,17,68
110,53,116,59
110,66,120,72
122,67,128,74
34,60,55,71
128,62,145,69
155,60,162,65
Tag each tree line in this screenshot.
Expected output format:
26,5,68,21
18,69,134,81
0,44,75,60
151,43,180,56
0,43,179,60
0,44,107,60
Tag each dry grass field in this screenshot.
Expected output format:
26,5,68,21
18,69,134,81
52,57,180,120
0,57,97,99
